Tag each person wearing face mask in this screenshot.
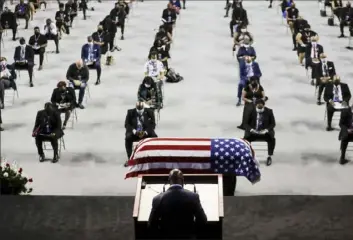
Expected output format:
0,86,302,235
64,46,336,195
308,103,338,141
161,3,177,35
291,16,308,51
237,55,262,106
66,60,89,109
13,37,35,87
150,39,170,70
32,102,64,163
313,53,336,105
137,76,162,109
41,18,59,54
155,25,173,52
14,0,30,29
110,2,127,40
281,0,293,18
296,24,318,66
99,15,117,52
92,25,109,55
229,2,248,37
28,26,47,71
243,99,276,166
233,25,253,51
0,7,18,41
55,3,71,37
65,0,78,27
144,51,165,89
338,105,353,165
338,2,353,38
305,36,323,85
81,36,101,85
170,0,181,14
331,0,343,22
237,76,267,130
286,2,299,35
324,76,351,131
124,101,158,161
236,38,256,62
50,81,76,129
0,57,17,109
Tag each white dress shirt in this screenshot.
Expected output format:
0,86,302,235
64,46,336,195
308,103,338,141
144,60,165,78
311,43,317,59
322,61,328,77
20,45,26,60
246,63,254,78
42,23,57,35
333,85,343,102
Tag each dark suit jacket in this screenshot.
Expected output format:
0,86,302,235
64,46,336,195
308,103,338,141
33,110,63,138
124,108,156,136
312,61,336,79
14,45,34,62
305,43,324,59
148,185,207,239
81,44,101,62
323,83,351,103
244,107,276,138
0,11,17,28
66,63,89,82
50,87,76,108
15,3,30,16
339,108,353,140
162,8,177,23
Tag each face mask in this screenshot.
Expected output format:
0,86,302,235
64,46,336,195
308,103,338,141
256,107,264,113
321,58,326,62
144,84,151,88
98,29,103,33
136,109,144,114
243,44,249,48
20,43,26,47
241,29,246,33
246,59,252,63
88,41,93,45
334,80,340,86
35,31,40,35
1,60,6,66
251,82,257,88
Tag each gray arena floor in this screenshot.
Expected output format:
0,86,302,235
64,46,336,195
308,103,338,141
1,1,353,195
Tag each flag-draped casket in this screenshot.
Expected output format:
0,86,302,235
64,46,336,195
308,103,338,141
125,138,261,184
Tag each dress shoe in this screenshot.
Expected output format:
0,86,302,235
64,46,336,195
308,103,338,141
317,100,322,105
52,155,59,163
39,154,45,162
338,34,345,38
236,101,241,106
237,125,245,130
326,126,334,131
30,82,34,87
124,161,129,167
95,79,101,85
38,65,43,71
266,156,272,166
339,158,349,165
78,103,85,109
0,127,4,131
121,35,124,40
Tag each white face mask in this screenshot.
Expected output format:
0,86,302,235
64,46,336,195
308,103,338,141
243,44,250,48
144,84,151,88
241,29,246,33
256,107,264,113
321,58,326,63
136,109,144,115
88,42,93,45
20,43,26,47
0,60,7,66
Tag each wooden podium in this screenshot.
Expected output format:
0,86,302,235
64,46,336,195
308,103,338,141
132,174,224,240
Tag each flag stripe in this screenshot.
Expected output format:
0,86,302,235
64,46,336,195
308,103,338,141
128,156,210,165
125,168,213,179
133,150,210,159
126,162,211,177
136,145,211,152
136,140,211,147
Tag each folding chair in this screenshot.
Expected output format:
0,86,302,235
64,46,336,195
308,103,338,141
324,105,342,128
346,36,353,50
16,68,35,80
70,108,78,128
250,140,268,163
5,88,19,105
43,136,66,158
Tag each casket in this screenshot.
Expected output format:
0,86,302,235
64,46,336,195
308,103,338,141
125,137,261,184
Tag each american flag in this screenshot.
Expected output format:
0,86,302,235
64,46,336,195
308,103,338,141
125,138,261,184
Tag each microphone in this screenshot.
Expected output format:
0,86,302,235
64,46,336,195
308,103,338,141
162,183,167,192
192,183,197,193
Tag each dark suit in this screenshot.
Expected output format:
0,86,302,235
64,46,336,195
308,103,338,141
92,31,109,55
33,109,64,156
162,8,177,34
0,10,18,40
81,43,101,80
148,185,207,239
312,60,336,101
28,33,48,66
13,45,35,83
324,83,351,127
339,108,353,159
124,108,157,158
305,43,324,69
14,3,30,28
0,64,17,105
244,107,276,156
66,63,89,104
50,87,76,110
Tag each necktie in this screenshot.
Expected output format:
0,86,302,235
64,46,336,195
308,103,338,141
257,113,264,131
314,45,317,58
334,86,339,102
323,63,328,76
21,47,25,59
137,114,143,131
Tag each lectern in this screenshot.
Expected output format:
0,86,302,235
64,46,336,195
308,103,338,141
133,174,224,240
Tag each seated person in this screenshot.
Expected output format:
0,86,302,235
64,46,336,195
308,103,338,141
155,25,173,52
15,0,30,29
233,24,253,52
0,7,18,41
144,51,165,93
237,76,267,129
92,25,109,55
66,60,89,109
0,57,17,108
32,102,64,163
331,0,343,22
13,37,35,87
281,0,293,18
41,18,59,53
286,2,299,34
28,0,39,20
124,101,157,161
0,108,3,131
148,169,207,239
304,36,324,73
237,56,262,106
338,2,353,38
236,38,256,62
149,39,170,70
99,15,118,52
161,3,177,35
292,16,308,51
170,0,181,14
28,26,48,71
65,0,78,27
137,76,162,109
338,106,353,165
229,3,248,37
55,3,71,37
51,81,76,129
81,36,101,85
243,99,276,166
312,53,336,105
324,76,351,131
296,24,318,66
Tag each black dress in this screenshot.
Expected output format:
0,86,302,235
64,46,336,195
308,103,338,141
238,84,264,129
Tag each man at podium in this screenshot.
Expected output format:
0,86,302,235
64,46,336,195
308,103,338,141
148,169,207,239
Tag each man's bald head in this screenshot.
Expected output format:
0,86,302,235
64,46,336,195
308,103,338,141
169,169,184,185
76,59,83,69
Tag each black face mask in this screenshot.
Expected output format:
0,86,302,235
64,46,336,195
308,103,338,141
334,80,340,86
19,40,25,45
35,31,40,35
98,29,103,33
251,83,257,88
